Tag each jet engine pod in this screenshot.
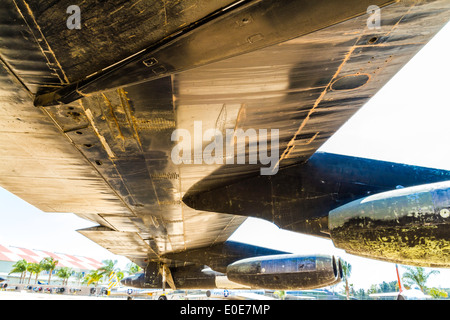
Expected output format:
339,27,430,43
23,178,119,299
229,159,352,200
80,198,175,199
329,181,450,267
226,254,342,290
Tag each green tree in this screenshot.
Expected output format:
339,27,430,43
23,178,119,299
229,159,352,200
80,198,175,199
355,288,367,300
40,257,58,285
27,262,44,284
56,267,73,286
273,290,286,300
341,260,352,300
379,281,398,293
402,266,440,293
74,272,85,286
98,259,124,283
9,259,28,284
32,261,45,284
98,259,118,277
428,287,448,299
367,284,378,295
84,269,103,286
115,270,125,281
125,262,141,275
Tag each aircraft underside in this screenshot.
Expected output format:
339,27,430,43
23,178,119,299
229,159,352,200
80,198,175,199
0,0,449,290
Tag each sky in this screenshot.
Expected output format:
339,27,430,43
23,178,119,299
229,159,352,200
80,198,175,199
0,20,449,291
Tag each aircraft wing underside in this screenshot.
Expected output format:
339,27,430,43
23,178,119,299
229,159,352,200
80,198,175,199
0,0,449,269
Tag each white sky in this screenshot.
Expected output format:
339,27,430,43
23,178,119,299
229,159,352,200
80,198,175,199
0,21,449,291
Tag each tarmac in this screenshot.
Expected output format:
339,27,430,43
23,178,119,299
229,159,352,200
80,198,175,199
0,290,125,300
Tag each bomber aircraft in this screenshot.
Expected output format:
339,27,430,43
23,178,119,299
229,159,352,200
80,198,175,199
0,0,449,291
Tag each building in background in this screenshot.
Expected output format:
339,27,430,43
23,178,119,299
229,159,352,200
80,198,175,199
0,243,103,285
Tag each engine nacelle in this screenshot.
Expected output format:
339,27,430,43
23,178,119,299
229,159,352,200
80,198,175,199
121,263,219,289
329,181,450,267
226,254,342,290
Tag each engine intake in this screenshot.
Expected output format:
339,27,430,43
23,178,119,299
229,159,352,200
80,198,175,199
329,181,450,267
226,254,342,290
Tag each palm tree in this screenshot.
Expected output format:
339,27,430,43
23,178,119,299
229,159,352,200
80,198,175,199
367,284,378,295
115,270,125,281
26,262,37,284
341,260,352,300
30,262,44,284
40,257,58,285
428,287,448,299
85,269,103,286
74,272,85,286
126,262,141,275
401,266,440,293
9,259,28,284
98,259,120,283
355,288,367,300
274,290,286,300
98,259,118,276
56,267,73,286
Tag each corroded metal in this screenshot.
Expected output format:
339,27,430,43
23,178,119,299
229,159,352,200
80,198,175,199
121,263,218,290
183,152,450,238
33,0,394,106
226,254,342,290
122,252,343,290
329,181,450,268
0,0,449,284
164,241,287,273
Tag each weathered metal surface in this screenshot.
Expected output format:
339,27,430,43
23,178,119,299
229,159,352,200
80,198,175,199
164,241,287,273
1,0,247,264
176,0,450,188
329,181,450,268
33,0,394,106
0,0,449,277
122,250,342,290
122,263,218,290
226,254,342,290
0,1,131,219
20,0,240,83
183,152,450,236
